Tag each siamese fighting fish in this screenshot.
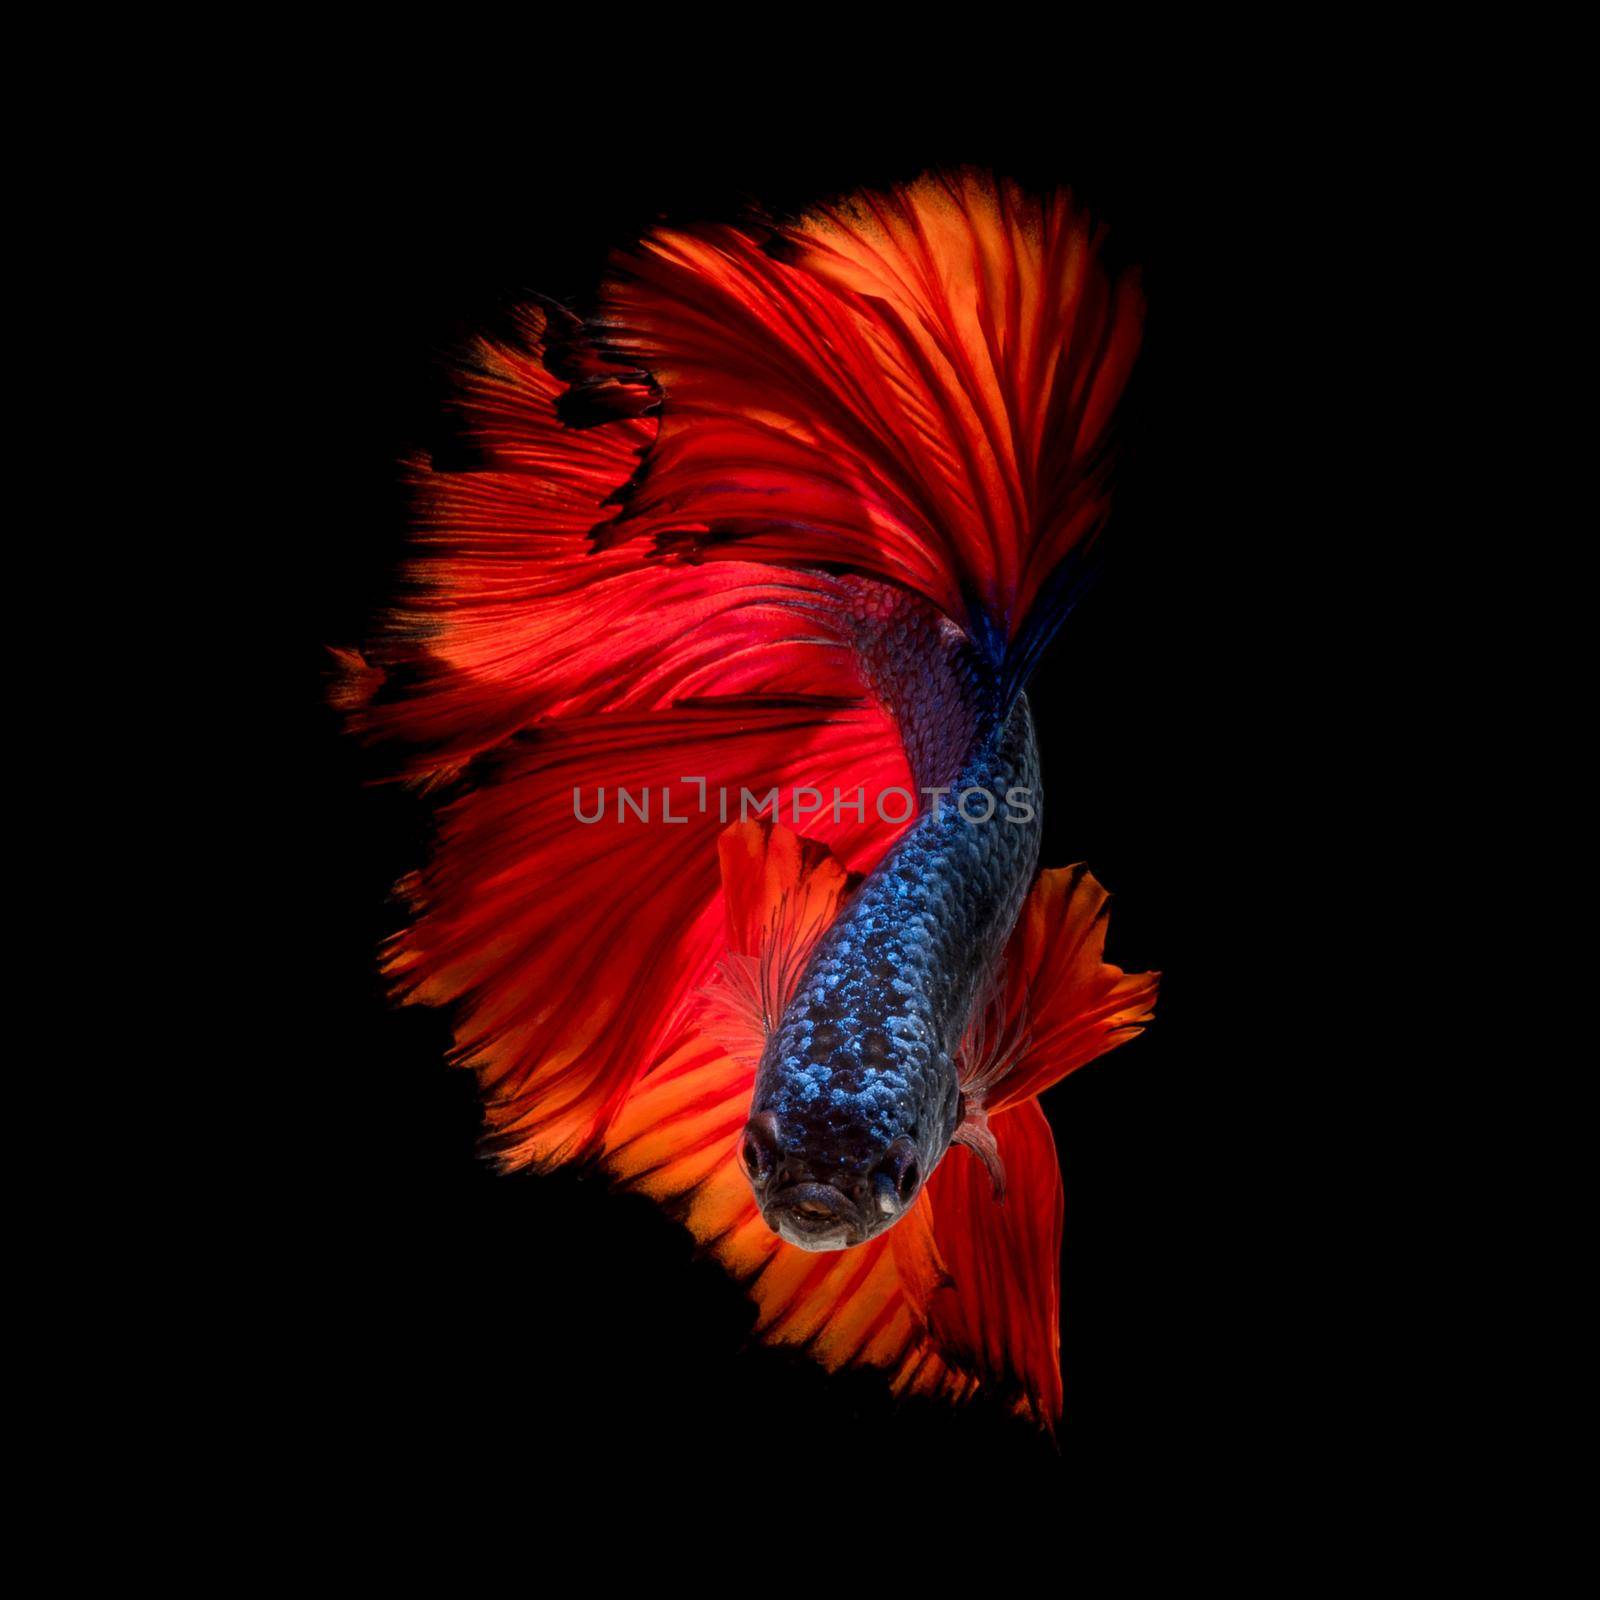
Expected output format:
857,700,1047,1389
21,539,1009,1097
337,171,1159,1426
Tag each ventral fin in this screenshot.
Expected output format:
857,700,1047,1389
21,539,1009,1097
951,1099,1006,1200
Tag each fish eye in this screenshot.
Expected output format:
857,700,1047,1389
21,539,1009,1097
875,1136,920,1208
740,1113,780,1184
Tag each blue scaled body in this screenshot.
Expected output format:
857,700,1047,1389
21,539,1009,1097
744,655,1041,1250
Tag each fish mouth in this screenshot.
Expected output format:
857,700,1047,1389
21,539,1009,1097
761,1181,868,1252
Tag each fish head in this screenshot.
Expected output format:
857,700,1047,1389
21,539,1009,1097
738,1109,930,1252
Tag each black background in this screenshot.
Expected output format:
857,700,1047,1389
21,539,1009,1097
282,105,1308,1500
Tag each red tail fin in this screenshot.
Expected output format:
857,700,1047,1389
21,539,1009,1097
342,310,914,1165
342,308,871,775
591,171,1142,676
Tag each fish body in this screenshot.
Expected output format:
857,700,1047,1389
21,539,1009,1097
748,693,1040,1249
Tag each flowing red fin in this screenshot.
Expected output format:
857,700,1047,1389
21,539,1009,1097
947,861,1160,1122
920,1097,1066,1427
338,304,875,777
956,958,1033,1098
985,864,1160,1113
386,704,907,1168
696,953,766,1069
326,646,385,713
612,818,853,1181
591,171,1142,658
699,821,859,1065
337,307,920,1166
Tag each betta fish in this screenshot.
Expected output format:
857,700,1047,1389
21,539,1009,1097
336,170,1159,1427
